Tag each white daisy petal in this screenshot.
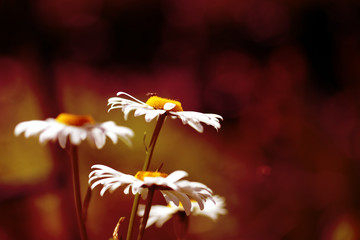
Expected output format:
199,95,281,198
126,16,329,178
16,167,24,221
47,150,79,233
15,114,134,149
108,92,223,132
104,130,118,144
140,195,227,228
169,191,192,216
194,195,228,220
154,214,173,228
140,188,149,200
88,165,214,214
100,121,134,147
163,102,176,111
69,128,83,145
22,121,50,138
134,108,149,117
58,128,70,149
144,110,163,122
138,205,177,228
15,121,44,136
181,119,202,133
39,124,63,144
123,106,135,120
91,128,106,149
166,170,188,182
124,184,131,194
14,121,29,136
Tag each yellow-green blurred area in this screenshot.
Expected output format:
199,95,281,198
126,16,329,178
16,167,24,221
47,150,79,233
2,0,360,239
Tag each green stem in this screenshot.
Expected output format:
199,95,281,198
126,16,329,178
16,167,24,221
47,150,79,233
142,114,166,171
126,193,140,240
137,188,155,240
126,114,166,240
70,145,88,240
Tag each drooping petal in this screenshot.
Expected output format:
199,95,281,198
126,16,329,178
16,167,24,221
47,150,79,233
104,130,118,144
134,108,150,117
39,124,63,144
166,170,188,182
144,110,163,122
69,128,83,145
89,128,106,149
58,127,70,148
168,191,192,216
161,190,180,206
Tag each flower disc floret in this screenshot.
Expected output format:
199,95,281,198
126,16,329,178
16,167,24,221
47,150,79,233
14,113,134,149
145,96,183,112
89,164,214,215
135,171,169,181
55,113,95,126
108,92,223,133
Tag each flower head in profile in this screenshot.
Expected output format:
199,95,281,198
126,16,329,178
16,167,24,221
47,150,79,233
14,113,134,149
108,92,223,133
138,195,227,229
89,164,214,215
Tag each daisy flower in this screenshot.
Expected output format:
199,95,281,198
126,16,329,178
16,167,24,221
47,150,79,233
14,113,134,149
108,92,223,133
138,195,227,228
89,164,214,215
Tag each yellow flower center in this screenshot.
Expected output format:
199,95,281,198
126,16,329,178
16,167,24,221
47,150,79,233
145,96,183,112
168,200,197,208
134,171,168,181
55,113,95,126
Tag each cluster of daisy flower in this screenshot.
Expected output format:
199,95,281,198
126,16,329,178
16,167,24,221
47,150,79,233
15,92,227,240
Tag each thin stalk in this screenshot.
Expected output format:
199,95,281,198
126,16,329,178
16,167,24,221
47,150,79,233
82,186,92,223
126,193,140,240
70,145,88,240
137,187,155,240
142,114,166,171
126,114,166,240
174,212,189,240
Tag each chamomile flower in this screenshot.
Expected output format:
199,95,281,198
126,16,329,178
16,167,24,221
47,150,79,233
89,164,214,215
14,113,134,149
108,92,223,133
138,195,227,228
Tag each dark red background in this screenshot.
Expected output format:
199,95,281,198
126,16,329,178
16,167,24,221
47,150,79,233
1,0,360,239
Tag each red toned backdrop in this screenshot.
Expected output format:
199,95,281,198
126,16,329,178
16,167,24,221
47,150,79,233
1,0,360,239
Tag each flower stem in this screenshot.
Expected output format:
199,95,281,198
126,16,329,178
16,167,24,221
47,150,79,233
174,212,189,240
70,145,88,240
142,114,166,171
126,114,166,240
82,186,92,223
126,193,140,240
137,187,155,240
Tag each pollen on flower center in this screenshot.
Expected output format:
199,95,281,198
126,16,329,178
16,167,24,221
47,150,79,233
168,199,197,208
135,171,168,181
145,96,183,112
55,113,95,126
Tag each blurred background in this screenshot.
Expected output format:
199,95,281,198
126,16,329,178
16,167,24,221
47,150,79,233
1,0,360,239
